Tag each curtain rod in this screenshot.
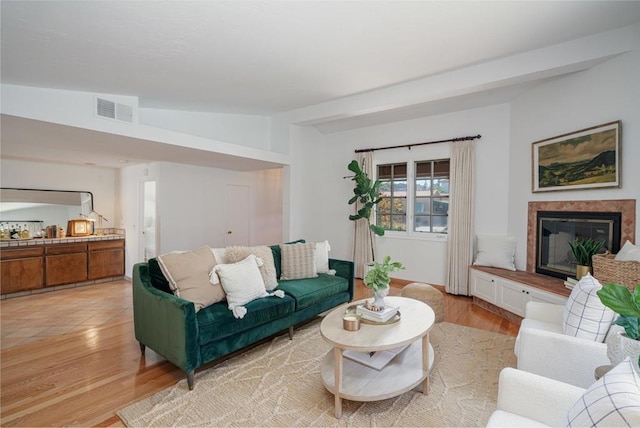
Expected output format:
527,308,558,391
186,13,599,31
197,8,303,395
354,134,481,153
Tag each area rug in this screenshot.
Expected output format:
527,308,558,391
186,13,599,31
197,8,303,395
118,320,516,427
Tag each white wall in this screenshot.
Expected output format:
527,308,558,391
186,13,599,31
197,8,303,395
509,31,640,270
139,108,271,151
119,161,283,276
290,104,511,285
0,159,117,227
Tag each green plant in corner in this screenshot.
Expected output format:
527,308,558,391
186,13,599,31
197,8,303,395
347,159,384,260
364,256,405,292
568,238,605,266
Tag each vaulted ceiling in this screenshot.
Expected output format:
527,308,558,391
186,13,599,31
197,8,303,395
2,1,640,169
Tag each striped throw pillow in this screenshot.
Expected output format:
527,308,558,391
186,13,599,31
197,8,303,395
280,242,318,280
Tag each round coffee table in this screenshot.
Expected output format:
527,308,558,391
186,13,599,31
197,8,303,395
320,295,435,418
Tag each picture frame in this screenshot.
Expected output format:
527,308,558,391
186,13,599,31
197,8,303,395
532,121,621,193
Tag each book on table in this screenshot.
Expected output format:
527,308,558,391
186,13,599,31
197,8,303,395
356,303,399,322
343,344,409,371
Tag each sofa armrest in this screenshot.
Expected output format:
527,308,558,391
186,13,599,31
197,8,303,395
329,258,355,301
132,263,200,372
516,327,609,388
524,301,564,324
495,368,584,426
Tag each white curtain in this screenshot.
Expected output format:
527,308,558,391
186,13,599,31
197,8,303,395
353,152,374,279
446,140,475,295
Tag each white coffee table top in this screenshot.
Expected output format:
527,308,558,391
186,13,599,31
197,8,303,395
320,296,435,352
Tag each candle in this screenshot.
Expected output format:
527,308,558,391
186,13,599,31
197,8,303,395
343,314,361,331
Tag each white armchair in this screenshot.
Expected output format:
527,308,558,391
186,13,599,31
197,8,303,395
487,367,585,427
515,301,615,388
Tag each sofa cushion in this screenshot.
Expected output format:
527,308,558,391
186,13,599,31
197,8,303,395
157,246,225,311
271,239,305,279
487,410,548,427
280,242,318,280
277,274,349,310
566,357,640,427
473,235,517,271
211,254,272,319
562,273,615,342
196,294,295,345
147,258,172,294
315,240,331,274
224,245,278,290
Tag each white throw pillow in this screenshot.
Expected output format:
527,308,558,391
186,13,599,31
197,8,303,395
473,235,517,271
210,247,227,264
566,357,640,427
156,246,225,311
562,273,615,342
280,242,318,280
315,240,331,274
224,245,278,290
616,240,640,262
209,254,284,319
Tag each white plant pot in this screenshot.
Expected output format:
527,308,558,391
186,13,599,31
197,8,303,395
372,286,389,309
606,329,640,373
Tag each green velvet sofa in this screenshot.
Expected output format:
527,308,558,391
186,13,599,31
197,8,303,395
132,243,354,390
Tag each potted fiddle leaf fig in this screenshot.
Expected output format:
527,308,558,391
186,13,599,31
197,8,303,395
347,159,384,261
568,238,605,279
597,283,640,370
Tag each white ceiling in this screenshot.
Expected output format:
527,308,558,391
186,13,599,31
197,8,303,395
2,1,640,168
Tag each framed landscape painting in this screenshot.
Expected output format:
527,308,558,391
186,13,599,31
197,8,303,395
532,121,621,193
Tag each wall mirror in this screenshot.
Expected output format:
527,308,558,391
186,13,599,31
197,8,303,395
0,188,93,236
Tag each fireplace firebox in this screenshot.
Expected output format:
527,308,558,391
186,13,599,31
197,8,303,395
536,211,621,279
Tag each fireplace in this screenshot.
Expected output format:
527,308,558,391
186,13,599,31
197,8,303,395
536,211,621,279
526,199,636,275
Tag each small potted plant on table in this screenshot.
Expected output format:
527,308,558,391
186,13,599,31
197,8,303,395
363,256,404,309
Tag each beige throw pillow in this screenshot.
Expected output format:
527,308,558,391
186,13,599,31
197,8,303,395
157,246,225,311
280,242,317,280
224,245,278,290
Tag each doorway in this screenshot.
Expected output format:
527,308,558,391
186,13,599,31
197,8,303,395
141,181,157,261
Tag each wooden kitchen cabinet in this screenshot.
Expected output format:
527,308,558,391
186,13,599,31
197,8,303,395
1,237,125,295
0,246,45,294
45,243,88,286
88,240,125,280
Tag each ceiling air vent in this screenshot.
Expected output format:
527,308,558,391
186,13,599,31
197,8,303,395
95,97,135,123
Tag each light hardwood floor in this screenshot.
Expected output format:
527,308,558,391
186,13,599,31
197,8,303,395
1,278,519,427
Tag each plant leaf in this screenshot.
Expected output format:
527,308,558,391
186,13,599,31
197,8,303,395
598,284,640,318
370,224,385,236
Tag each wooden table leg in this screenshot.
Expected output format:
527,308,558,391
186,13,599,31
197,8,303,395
334,347,343,418
422,333,430,395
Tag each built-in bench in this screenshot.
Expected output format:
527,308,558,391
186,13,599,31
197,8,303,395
469,265,570,325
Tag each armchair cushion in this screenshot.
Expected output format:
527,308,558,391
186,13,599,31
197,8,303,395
516,325,610,388
562,273,615,342
566,357,640,427
487,367,585,427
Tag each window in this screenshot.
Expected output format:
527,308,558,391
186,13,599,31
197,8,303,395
415,160,450,233
376,163,407,231
376,159,450,235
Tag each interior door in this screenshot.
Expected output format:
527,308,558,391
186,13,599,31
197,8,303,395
225,185,250,246
142,181,157,261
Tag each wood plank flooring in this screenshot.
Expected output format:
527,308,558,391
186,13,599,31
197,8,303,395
1,278,519,427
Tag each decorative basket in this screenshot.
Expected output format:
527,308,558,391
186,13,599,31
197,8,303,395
592,253,640,291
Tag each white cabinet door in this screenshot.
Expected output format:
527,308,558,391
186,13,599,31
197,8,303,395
470,270,497,304
498,279,528,317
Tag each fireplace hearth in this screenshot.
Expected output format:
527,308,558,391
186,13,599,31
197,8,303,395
536,211,621,279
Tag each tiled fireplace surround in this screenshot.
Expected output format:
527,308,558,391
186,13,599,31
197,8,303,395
526,199,636,273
